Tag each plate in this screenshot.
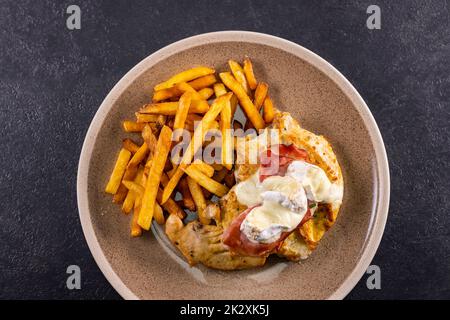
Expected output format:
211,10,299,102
77,31,390,300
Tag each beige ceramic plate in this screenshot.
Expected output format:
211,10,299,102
77,31,389,300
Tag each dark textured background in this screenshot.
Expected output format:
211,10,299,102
1,0,449,300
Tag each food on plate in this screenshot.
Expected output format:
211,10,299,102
105,57,344,270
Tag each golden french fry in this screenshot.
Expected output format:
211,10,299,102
122,180,145,196
230,94,238,118
128,143,149,167
187,74,217,91
228,60,250,94
211,163,223,171
243,57,257,90
161,93,231,203
154,66,215,91
187,114,203,122
142,125,158,156
135,113,160,123
183,165,229,197
156,187,185,219
140,100,209,115
186,176,207,223
105,148,132,194
173,91,192,130
254,82,269,111
179,177,196,211
154,202,165,225
219,72,265,130
263,95,275,123
198,87,214,100
131,207,142,237
192,159,215,177
152,75,217,102
122,138,140,154
112,142,148,203
138,126,172,230
113,165,138,204
213,83,227,97
152,87,182,102
161,167,184,204
176,82,205,101
122,167,144,214
122,121,146,132
160,171,170,187
220,99,233,170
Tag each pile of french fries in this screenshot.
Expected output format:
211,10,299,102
105,57,275,237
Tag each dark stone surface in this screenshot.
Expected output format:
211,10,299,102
0,0,449,300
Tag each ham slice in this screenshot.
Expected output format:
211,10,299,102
223,144,312,257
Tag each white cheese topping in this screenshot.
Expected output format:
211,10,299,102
234,160,343,244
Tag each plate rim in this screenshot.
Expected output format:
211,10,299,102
77,30,390,300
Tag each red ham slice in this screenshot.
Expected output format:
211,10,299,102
223,144,312,257
259,144,308,182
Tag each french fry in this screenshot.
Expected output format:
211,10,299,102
135,113,160,123
122,121,146,132
142,124,158,156
161,93,231,203
160,172,170,187
192,159,214,177
243,57,258,90
140,100,209,115
122,167,144,214
122,138,140,154
186,176,207,223
122,180,145,196
263,95,275,123
113,143,149,203
105,148,132,194
213,83,227,97
157,187,185,219
230,94,238,118
176,82,205,101
198,87,214,100
154,66,215,91
253,82,269,111
220,99,233,170
173,91,192,130
152,75,217,102
113,165,138,204
131,207,142,237
127,143,149,167
211,163,223,171
154,202,165,225
219,72,265,130
187,74,217,91
152,87,182,103
228,60,250,94
179,177,196,211
186,114,203,122
138,126,173,230
183,165,229,197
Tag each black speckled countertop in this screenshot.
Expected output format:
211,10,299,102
1,0,449,299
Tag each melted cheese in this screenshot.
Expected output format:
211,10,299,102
234,160,343,244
